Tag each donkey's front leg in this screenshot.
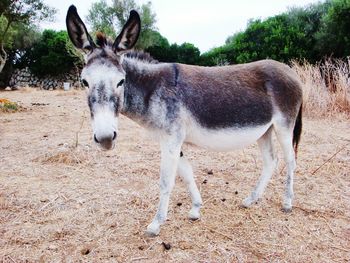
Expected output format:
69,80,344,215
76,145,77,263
146,136,182,236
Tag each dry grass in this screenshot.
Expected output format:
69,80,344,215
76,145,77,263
292,59,350,118
0,87,349,262
33,147,93,166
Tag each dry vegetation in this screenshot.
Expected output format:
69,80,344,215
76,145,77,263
292,59,350,117
0,63,349,262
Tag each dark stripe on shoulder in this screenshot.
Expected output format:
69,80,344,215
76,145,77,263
173,63,179,87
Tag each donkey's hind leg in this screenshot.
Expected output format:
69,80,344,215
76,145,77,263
177,152,203,220
274,124,296,212
242,126,278,207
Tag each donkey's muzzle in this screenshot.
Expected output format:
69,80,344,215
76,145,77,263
94,131,117,150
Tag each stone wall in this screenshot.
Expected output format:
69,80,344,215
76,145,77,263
9,67,82,90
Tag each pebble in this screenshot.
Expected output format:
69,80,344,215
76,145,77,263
161,242,171,250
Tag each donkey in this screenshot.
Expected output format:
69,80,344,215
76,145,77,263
66,6,303,236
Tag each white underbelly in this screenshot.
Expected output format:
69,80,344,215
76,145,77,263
185,122,272,151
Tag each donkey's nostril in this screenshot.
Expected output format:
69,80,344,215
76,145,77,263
94,134,99,143
113,131,117,140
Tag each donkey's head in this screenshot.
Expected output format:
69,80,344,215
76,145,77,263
66,5,140,150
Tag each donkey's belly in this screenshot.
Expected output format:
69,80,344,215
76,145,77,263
185,122,271,151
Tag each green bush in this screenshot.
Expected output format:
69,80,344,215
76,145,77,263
27,30,81,76
199,1,350,65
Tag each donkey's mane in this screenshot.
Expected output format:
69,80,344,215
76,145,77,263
94,32,158,64
125,51,159,64
96,32,111,47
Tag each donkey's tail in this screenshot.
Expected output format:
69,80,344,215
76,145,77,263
293,103,303,156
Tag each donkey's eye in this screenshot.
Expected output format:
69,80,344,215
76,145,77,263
82,79,89,88
117,79,124,88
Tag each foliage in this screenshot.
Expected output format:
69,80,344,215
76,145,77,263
86,0,116,38
144,31,170,61
0,0,56,24
86,0,200,64
7,23,41,67
0,0,56,73
147,40,200,65
199,0,350,66
3,0,350,86
87,0,157,49
199,44,234,66
0,18,40,86
0,98,19,112
26,30,81,77
315,0,350,58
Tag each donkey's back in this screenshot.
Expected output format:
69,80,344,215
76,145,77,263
176,59,302,129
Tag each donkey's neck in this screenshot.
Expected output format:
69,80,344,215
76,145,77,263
121,58,175,127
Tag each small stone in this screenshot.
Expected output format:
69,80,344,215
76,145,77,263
176,202,182,207
5,87,11,91
48,244,57,250
81,247,90,255
207,170,213,175
178,241,193,250
221,198,226,202
161,242,171,250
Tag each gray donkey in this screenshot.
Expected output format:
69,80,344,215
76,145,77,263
66,6,303,236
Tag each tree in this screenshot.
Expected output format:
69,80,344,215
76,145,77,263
145,31,170,61
4,22,40,68
199,44,235,66
0,0,56,73
87,0,157,49
287,1,332,62
86,0,116,38
316,0,350,58
200,1,333,65
175,43,200,65
26,30,81,77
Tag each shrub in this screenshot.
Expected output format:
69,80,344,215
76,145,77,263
26,30,81,77
0,98,19,112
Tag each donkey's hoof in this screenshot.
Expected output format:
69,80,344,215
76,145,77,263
145,222,160,236
188,208,200,221
281,206,292,213
242,197,255,208
282,199,293,213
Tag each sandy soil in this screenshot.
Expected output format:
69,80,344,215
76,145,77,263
0,89,349,263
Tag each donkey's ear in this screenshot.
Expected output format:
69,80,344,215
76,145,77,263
66,5,95,50
113,10,141,53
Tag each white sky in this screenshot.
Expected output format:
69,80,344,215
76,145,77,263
42,0,321,53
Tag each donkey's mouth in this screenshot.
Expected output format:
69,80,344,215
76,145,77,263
97,140,115,151
94,133,116,151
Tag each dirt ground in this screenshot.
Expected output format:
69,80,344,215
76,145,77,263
0,89,349,263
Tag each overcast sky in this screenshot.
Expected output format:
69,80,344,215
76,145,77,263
42,0,321,53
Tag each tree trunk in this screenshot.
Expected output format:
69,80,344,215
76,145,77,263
0,19,12,74
0,42,7,73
